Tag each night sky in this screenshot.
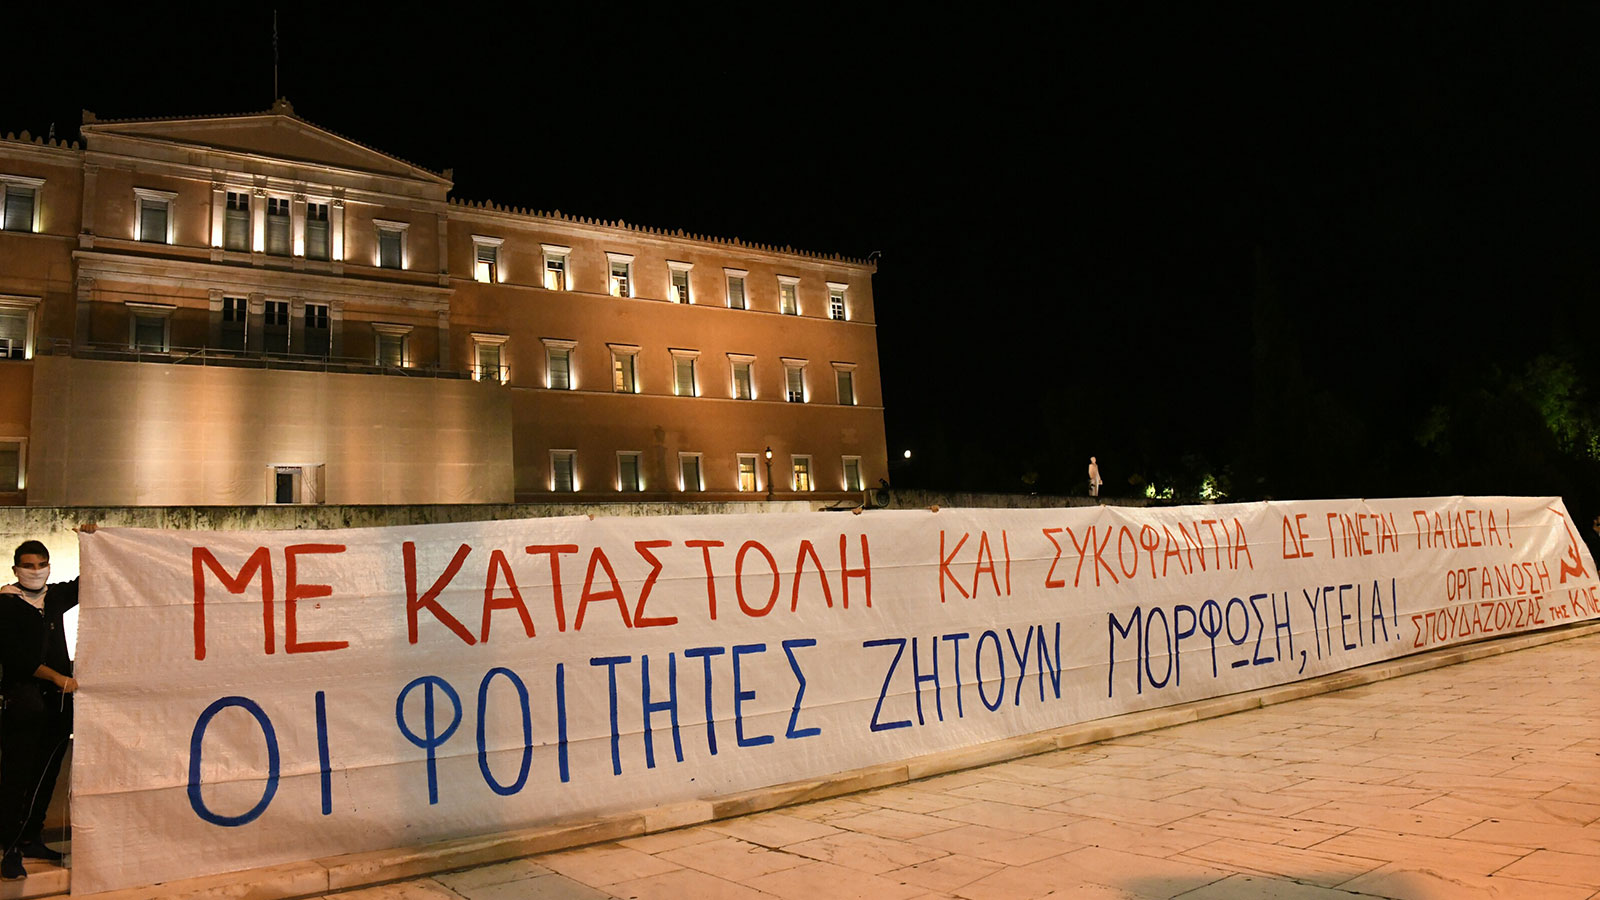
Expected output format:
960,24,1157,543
12,4,1600,516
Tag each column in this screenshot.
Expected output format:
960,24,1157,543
79,164,98,248
436,309,450,369
329,300,344,357
210,181,225,249
247,293,265,353
330,196,345,263
436,212,450,287
291,191,307,261
74,275,94,349
251,188,267,254
289,297,306,354
207,289,223,349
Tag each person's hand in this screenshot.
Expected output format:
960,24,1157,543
57,675,77,693
74,523,98,533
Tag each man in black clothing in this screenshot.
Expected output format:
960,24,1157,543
0,534,89,880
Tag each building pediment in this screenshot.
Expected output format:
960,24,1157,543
81,101,450,186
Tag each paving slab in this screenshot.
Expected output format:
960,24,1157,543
372,628,1600,900
51,624,1600,900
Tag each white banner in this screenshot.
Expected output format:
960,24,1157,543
71,497,1600,893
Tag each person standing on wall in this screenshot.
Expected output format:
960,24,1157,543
1088,457,1103,498
0,525,95,881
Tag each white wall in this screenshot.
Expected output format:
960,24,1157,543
26,357,514,505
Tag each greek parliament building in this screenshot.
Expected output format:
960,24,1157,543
0,101,885,507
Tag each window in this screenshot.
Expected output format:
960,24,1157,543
778,276,800,315
1,176,42,233
737,454,758,492
543,339,576,389
305,304,330,356
675,358,695,396
0,440,23,491
263,300,290,353
0,297,38,360
266,197,291,256
134,188,176,244
607,252,633,297
269,464,324,504
377,333,403,366
305,202,330,260
610,344,639,393
471,332,509,383
276,468,298,503
378,230,403,268
475,245,497,283
132,316,169,351
725,269,748,309
551,451,577,492
827,283,848,321
843,457,863,492
729,354,754,400
792,455,813,492
668,261,693,303
139,199,168,243
1,186,33,233
783,358,806,403
220,296,247,351
473,236,503,283
0,312,28,358
542,244,570,291
374,220,409,269
127,301,173,352
671,349,699,397
477,342,503,383
224,191,250,251
372,323,411,367
834,363,857,406
679,453,703,492
617,452,641,492
612,355,636,392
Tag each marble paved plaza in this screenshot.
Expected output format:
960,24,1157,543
326,631,1600,900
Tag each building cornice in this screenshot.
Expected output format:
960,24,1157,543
82,141,450,211
445,275,878,328
73,250,452,310
506,383,885,411
13,105,874,272
446,199,878,272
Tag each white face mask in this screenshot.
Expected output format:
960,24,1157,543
16,566,48,591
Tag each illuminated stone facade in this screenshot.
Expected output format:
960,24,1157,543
0,102,884,506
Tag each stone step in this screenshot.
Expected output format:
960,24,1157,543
0,856,67,900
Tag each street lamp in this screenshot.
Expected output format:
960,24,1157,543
764,446,774,501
